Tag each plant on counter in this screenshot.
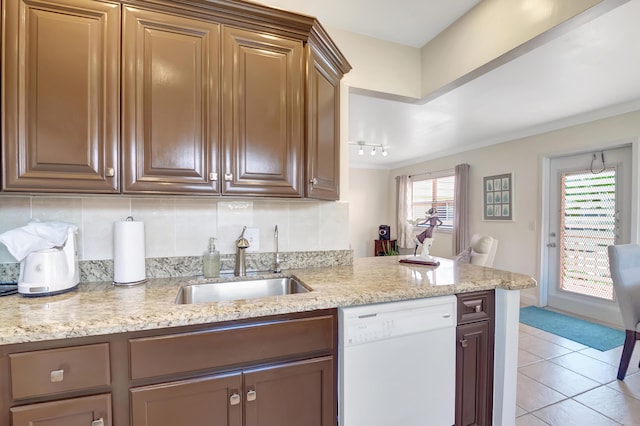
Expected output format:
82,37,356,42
380,240,399,256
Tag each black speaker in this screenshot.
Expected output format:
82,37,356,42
378,225,390,240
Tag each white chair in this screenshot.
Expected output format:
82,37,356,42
607,244,640,380
468,234,498,267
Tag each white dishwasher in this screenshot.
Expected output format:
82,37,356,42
339,296,457,426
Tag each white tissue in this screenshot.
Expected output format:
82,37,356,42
113,219,146,284
0,221,78,262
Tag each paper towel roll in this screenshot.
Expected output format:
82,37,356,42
113,218,146,285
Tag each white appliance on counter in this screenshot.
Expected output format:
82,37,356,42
339,296,457,426
18,227,79,296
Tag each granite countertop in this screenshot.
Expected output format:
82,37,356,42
0,256,536,345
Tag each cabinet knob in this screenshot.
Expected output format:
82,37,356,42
310,178,318,185
209,172,218,181
105,168,115,177
91,419,104,426
224,173,233,181
460,339,468,348
247,389,257,402
474,304,482,313
229,393,241,406
50,369,64,382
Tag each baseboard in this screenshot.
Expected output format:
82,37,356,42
519,291,538,307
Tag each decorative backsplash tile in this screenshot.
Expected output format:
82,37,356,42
0,250,353,283
0,195,351,282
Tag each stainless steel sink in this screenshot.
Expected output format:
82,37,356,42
175,276,310,304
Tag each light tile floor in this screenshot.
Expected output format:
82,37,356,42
516,323,640,425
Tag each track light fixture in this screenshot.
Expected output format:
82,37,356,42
349,141,387,159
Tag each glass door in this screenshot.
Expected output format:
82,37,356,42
546,146,631,324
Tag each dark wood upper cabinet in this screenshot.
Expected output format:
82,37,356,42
2,0,120,193
1,0,351,198
306,44,342,200
221,27,304,197
122,6,221,194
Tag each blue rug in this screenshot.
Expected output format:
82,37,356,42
520,306,625,352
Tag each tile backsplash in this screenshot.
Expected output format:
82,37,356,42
0,195,350,264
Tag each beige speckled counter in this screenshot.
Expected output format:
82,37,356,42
0,256,536,345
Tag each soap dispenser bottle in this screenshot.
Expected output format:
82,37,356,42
203,237,220,278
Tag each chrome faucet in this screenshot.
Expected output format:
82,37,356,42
273,225,281,273
234,226,250,276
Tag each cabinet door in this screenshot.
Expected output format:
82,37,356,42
244,356,334,426
306,45,341,200
456,321,492,426
11,393,112,426
122,7,220,194
222,27,303,197
130,373,242,426
2,0,120,192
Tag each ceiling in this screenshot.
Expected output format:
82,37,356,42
252,0,640,169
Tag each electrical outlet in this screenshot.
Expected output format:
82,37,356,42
244,227,260,252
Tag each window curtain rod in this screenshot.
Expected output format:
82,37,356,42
403,168,453,179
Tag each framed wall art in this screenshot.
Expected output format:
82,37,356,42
483,173,513,221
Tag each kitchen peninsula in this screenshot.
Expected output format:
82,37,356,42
0,256,535,426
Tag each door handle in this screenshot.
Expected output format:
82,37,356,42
247,389,257,402
546,243,556,247
460,339,468,348
91,419,104,426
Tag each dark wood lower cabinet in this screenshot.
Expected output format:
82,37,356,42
11,393,112,426
1,310,337,426
456,291,495,426
131,373,242,426
130,357,334,426
456,321,491,426
244,357,334,426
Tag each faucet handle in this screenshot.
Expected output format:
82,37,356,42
237,226,250,248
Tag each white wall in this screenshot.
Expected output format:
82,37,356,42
324,1,608,101
326,27,422,99
390,110,640,304
348,168,392,257
420,0,603,98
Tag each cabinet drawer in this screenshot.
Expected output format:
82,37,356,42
11,393,112,426
457,291,494,325
10,343,111,400
129,315,335,380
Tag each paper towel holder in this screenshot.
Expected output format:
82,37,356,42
113,216,147,287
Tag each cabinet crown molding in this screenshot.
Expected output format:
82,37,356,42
124,0,351,74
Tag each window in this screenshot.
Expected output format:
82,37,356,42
412,174,455,229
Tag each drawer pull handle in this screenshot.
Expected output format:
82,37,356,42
460,339,468,348
474,304,482,313
224,173,233,181
92,419,104,426
209,172,218,181
247,389,257,402
229,393,241,406
50,369,64,383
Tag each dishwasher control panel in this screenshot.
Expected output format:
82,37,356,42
339,296,456,346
